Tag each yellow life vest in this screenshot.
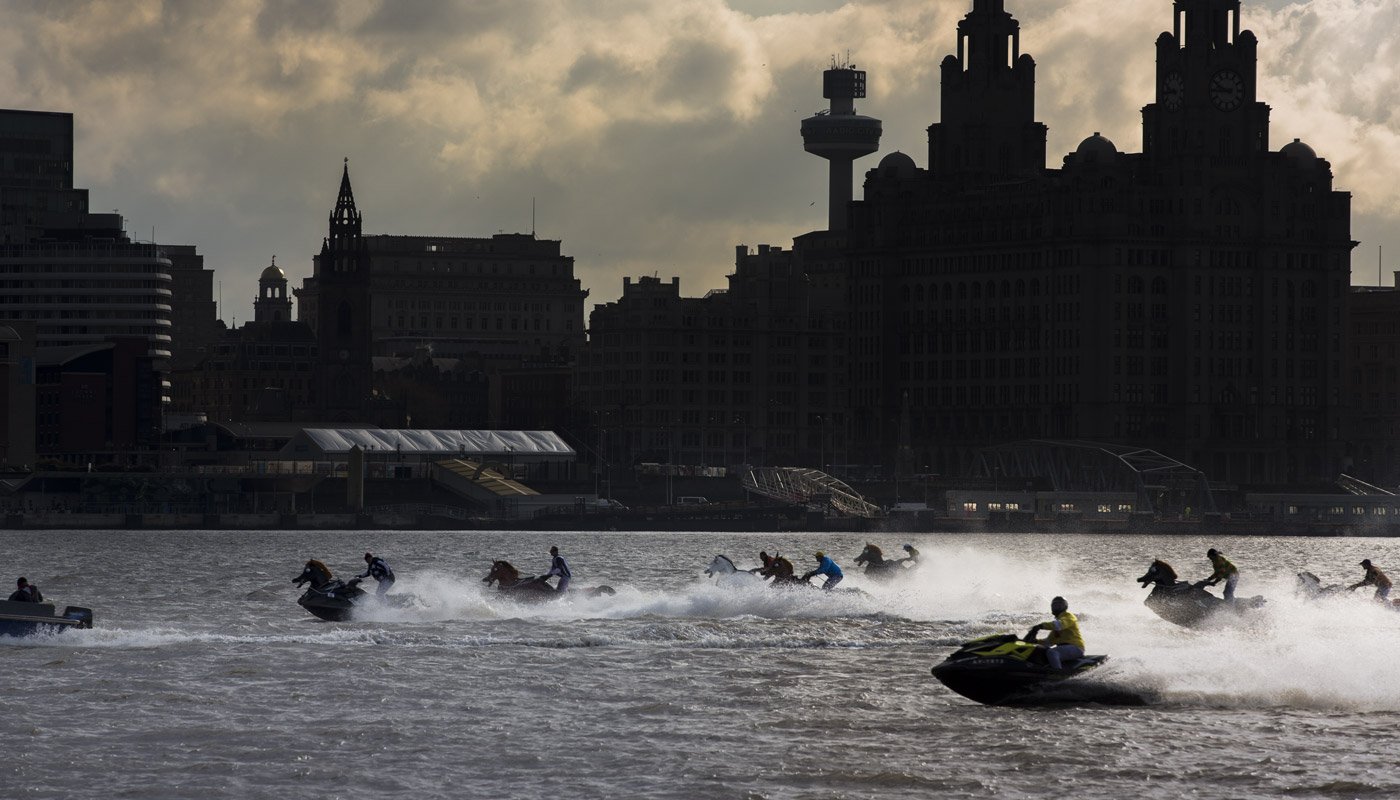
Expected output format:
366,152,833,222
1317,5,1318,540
1209,553,1238,580
1044,610,1085,649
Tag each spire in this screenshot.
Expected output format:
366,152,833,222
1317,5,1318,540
333,157,358,225
328,158,363,243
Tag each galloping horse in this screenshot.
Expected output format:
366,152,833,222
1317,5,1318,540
853,544,911,582
482,560,615,601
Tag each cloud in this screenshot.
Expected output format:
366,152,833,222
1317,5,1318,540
0,0,1393,321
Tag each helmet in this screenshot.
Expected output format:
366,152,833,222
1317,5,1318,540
550,546,559,555
814,551,825,560
902,544,914,552
364,552,373,561
1051,596,1068,615
1207,548,1218,558
1362,559,1373,568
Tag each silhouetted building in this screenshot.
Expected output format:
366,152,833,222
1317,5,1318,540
35,338,155,464
1345,279,1400,486
0,321,35,468
164,244,222,371
181,261,318,423
828,0,1351,486
0,109,171,453
582,243,846,470
295,161,587,425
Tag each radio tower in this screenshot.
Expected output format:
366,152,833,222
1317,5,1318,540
801,58,882,231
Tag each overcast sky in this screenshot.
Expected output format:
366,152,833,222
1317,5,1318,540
2,0,1395,324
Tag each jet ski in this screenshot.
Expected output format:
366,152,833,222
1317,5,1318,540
931,633,1108,706
0,599,94,637
1137,561,1265,627
296,577,367,622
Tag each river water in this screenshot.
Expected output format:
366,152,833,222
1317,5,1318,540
4,529,1399,799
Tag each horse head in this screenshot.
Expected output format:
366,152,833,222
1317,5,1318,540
705,554,738,577
855,543,883,566
484,560,521,587
1137,559,1178,587
294,559,333,589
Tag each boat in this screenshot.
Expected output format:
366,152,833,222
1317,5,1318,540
930,633,1108,706
0,599,94,637
296,577,368,622
1137,561,1266,627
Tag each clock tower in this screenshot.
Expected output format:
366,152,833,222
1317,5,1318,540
1143,0,1271,162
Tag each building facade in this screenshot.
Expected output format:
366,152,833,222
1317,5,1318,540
835,0,1351,486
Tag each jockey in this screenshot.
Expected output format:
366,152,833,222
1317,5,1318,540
1200,548,1239,600
758,552,797,585
293,559,334,589
1350,559,1392,602
543,545,571,592
358,552,396,596
900,544,920,565
802,551,844,590
8,576,42,603
753,551,776,574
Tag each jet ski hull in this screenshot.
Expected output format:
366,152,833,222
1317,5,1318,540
0,600,93,637
1143,582,1265,627
296,581,367,621
931,634,1109,706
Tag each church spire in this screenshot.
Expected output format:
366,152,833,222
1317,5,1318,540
328,157,362,243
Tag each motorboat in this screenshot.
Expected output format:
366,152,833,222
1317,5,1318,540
0,599,93,637
931,633,1108,706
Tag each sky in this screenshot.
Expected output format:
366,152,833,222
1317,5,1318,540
2,0,1397,325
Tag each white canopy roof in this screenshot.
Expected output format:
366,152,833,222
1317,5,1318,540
283,429,575,458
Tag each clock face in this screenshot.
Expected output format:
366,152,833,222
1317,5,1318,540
1162,72,1184,111
1209,69,1244,111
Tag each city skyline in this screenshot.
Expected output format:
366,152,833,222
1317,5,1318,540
1,0,1394,324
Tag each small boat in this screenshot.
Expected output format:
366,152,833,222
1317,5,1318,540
296,578,367,622
0,599,94,637
931,633,1108,706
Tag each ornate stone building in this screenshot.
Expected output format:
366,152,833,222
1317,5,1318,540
835,0,1352,486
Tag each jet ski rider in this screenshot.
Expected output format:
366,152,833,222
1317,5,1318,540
543,545,571,592
1350,559,1392,602
1026,596,1085,671
358,552,396,596
755,551,797,585
802,551,844,590
900,544,920,565
1201,548,1239,600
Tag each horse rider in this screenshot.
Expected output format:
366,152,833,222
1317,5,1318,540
1026,596,1085,671
756,552,797,585
802,551,844,590
1200,548,1239,600
8,576,42,602
900,544,921,565
752,551,777,575
543,545,571,592
293,559,334,590
1350,559,1392,602
358,552,396,596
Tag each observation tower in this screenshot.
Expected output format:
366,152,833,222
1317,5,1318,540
800,61,882,231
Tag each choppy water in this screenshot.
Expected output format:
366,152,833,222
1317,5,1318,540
4,529,1400,799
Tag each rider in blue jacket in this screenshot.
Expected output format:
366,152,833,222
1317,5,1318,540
358,552,395,596
802,551,844,590
543,545,571,592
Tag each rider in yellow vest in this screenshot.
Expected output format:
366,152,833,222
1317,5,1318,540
1201,548,1239,599
1026,596,1084,671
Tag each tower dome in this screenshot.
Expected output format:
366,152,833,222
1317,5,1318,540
260,260,286,283
1074,132,1118,164
1280,138,1319,166
877,151,918,178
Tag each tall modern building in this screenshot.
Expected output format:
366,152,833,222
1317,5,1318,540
834,0,1352,486
0,109,173,452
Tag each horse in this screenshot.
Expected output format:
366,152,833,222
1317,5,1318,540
854,543,912,581
704,554,767,587
482,560,615,601
293,559,335,590
1136,559,1264,627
